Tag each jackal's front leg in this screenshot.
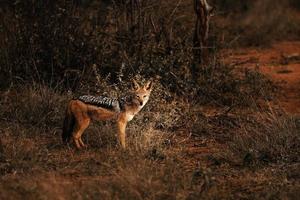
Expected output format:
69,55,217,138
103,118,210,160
117,119,127,149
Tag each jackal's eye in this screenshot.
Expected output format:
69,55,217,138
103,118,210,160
143,95,147,98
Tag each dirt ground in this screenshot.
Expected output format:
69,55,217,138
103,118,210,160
223,41,300,115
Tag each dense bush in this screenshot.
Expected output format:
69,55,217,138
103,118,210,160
0,0,194,89
214,0,300,47
1,0,299,91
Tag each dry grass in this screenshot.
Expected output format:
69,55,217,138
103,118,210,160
226,109,300,166
0,73,299,199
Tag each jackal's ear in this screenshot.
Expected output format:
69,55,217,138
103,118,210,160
132,79,140,91
144,80,153,91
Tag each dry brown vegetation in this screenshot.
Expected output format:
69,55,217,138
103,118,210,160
1,63,299,199
0,0,300,199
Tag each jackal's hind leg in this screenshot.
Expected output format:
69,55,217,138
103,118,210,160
73,137,81,149
72,119,90,149
79,137,86,148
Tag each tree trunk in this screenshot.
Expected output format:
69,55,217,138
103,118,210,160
192,0,214,76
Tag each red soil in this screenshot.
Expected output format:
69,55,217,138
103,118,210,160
223,41,300,115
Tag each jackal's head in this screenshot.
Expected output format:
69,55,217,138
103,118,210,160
132,79,153,107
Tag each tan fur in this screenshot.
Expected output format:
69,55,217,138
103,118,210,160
62,80,153,149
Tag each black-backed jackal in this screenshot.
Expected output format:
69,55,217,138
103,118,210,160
62,80,153,149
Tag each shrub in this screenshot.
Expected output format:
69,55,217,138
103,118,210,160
227,110,300,166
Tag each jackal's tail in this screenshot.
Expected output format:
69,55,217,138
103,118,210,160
62,106,75,144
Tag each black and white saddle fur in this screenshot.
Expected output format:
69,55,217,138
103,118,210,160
76,95,126,112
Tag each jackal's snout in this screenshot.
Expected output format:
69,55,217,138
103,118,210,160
135,97,143,106
135,95,144,106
